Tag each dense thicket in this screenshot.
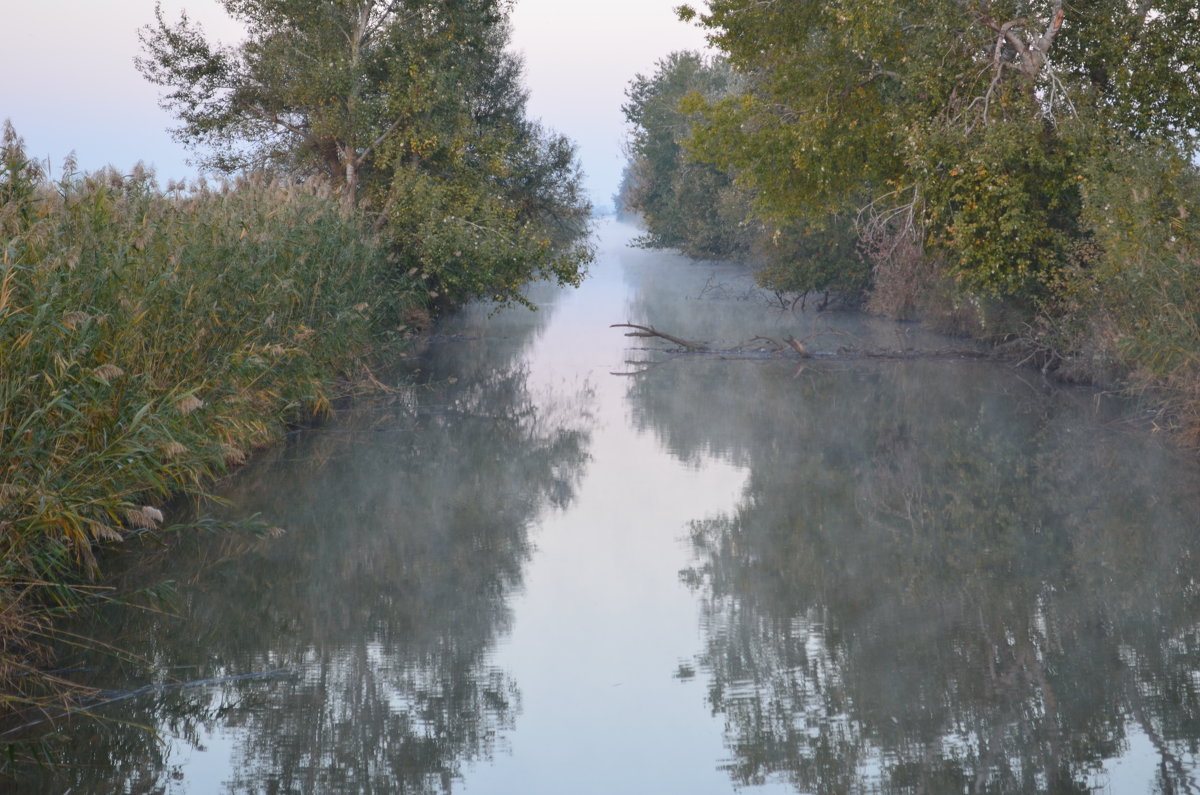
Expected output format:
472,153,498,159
139,0,592,308
621,0,1200,437
0,122,400,723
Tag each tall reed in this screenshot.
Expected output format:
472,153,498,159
0,122,399,718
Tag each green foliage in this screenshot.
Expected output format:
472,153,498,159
620,51,869,299
752,214,869,297
666,0,1200,435
914,117,1088,299
384,162,590,309
1045,142,1200,435
139,0,592,307
1054,0,1200,145
0,123,390,713
675,0,1200,309
680,0,948,219
619,52,753,260
138,0,502,184
376,82,593,308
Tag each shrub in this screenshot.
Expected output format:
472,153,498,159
913,118,1088,303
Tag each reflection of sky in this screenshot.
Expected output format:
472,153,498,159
163,697,241,794
1099,729,1161,793
478,422,753,793
465,220,771,792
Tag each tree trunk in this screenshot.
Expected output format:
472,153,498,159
343,143,358,211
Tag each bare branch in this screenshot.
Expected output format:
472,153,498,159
783,336,810,357
609,323,708,350
1030,1,1066,66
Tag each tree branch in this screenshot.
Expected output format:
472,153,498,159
359,113,408,164
610,323,708,350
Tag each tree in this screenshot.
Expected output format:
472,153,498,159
1053,0,1200,143
620,51,752,260
139,1,498,206
621,52,869,301
676,0,1200,303
139,0,591,308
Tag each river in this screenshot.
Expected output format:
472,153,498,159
12,219,1200,793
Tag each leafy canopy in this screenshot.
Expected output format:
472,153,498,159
139,0,592,308
675,0,1200,300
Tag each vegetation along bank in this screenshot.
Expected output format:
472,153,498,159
619,0,1200,439
0,0,591,735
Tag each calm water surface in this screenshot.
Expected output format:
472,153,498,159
14,220,1200,793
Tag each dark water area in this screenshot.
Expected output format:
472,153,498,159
11,220,1200,793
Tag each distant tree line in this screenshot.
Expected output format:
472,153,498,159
619,51,867,303
619,0,1200,437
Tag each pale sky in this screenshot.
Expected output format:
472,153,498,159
0,0,709,208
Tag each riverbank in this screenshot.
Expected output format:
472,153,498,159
0,135,423,727
619,49,1200,448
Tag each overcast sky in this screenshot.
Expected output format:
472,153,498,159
0,0,709,209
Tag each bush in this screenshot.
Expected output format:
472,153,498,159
752,212,869,301
383,164,590,310
913,118,1088,303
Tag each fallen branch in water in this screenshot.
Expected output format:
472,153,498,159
748,335,786,352
609,323,708,351
759,336,808,356
610,322,989,365
612,323,819,357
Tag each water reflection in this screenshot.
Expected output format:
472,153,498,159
9,221,1200,793
15,300,592,792
633,356,1200,792
619,249,964,363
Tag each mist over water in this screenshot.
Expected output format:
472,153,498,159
15,220,1200,793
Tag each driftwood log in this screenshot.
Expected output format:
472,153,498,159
610,323,708,351
611,324,810,356
609,322,989,369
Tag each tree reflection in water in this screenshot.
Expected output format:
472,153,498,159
14,320,593,792
636,356,1200,793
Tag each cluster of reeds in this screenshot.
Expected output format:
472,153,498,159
0,123,394,715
